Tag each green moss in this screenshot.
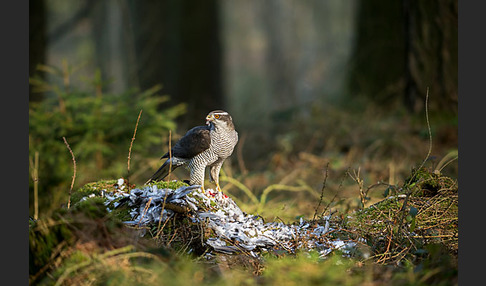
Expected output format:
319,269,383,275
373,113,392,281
72,197,110,219
110,205,133,222
68,179,192,223
144,180,189,190
404,167,456,197
51,250,91,279
349,197,403,232
70,180,118,206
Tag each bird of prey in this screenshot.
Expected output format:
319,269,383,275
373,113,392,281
147,110,238,192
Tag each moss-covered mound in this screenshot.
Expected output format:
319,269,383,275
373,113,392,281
30,167,458,285
347,167,458,265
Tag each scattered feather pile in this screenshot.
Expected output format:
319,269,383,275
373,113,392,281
98,180,359,258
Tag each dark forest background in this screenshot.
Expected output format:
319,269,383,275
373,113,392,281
29,0,457,218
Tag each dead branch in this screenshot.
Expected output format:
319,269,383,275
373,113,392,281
127,109,143,190
62,137,76,209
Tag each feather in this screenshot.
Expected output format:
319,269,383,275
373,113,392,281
163,126,211,159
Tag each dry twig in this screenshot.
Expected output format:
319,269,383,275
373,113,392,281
348,167,368,208
313,162,329,220
29,151,40,219
127,109,143,190
397,88,432,230
320,166,350,217
168,130,172,181
62,137,76,209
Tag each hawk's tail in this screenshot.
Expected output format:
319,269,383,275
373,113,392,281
145,159,180,184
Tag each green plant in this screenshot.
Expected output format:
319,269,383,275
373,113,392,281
29,62,186,217
262,251,363,285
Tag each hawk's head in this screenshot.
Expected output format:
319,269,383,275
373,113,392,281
206,110,235,130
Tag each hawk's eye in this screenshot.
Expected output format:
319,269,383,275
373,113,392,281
214,114,220,119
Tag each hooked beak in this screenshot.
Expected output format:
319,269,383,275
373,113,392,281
206,115,213,125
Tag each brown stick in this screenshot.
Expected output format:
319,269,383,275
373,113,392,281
163,202,189,214
155,191,170,239
127,110,143,190
33,151,39,219
397,88,431,229
137,198,153,227
313,162,329,220
62,137,76,209
168,130,172,181
321,166,350,217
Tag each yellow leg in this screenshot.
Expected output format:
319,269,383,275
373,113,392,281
216,181,222,193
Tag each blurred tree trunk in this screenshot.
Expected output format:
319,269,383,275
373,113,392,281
261,0,297,115
92,0,134,94
128,0,223,128
347,0,406,105
29,0,46,102
348,0,457,114
403,0,457,113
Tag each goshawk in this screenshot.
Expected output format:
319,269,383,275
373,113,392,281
147,110,238,192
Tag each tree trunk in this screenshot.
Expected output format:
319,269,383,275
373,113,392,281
348,0,457,114
404,0,457,113
129,0,223,128
92,0,133,94
29,0,47,102
347,0,406,104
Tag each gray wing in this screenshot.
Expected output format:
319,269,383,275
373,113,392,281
162,126,211,159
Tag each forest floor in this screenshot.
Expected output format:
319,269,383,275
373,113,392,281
29,164,457,285
29,97,458,285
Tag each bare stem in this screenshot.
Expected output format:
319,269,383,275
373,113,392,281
62,137,76,209
348,167,366,208
313,162,330,220
156,191,170,239
127,109,143,190
168,130,172,181
321,166,349,217
33,151,39,219
398,88,432,230
408,87,432,183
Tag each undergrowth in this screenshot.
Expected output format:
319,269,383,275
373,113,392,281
29,164,458,285
29,61,186,216
29,64,458,285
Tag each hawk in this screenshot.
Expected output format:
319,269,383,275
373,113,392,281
147,110,238,192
